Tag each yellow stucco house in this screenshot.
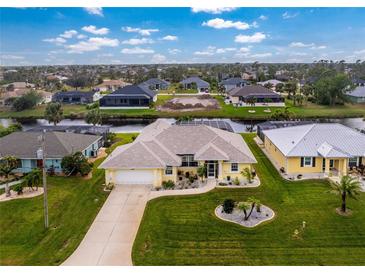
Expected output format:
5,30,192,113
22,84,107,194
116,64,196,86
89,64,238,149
100,120,257,187
262,123,365,178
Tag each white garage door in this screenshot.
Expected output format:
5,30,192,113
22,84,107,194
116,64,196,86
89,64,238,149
115,170,155,185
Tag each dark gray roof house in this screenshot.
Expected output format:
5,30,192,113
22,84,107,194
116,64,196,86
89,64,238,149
141,78,170,90
52,91,95,104
99,84,157,109
352,78,365,86
180,76,210,92
229,85,284,103
219,77,248,91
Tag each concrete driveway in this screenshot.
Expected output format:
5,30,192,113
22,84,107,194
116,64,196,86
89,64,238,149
63,185,150,266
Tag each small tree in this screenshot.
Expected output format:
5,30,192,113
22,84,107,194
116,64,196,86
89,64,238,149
197,165,207,183
0,156,19,197
23,168,42,191
61,151,92,176
238,197,261,220
241,167,253,183
45,102,63,126
330,176,361,213
85,108,102,126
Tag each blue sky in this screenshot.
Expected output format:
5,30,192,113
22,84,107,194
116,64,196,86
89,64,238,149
0,7,364,65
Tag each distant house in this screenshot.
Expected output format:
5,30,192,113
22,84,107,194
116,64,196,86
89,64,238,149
0,131,102,173
1,82,35,91
352,78,365,87
227,85,285,106
346,86,365,103
52,91,95,104
141,78,170,91
219,77,248,92
180,76,210,93
94,79,131,92
99,84,157,109
257,79,284,91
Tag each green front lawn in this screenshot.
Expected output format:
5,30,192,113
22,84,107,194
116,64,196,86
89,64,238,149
132,134,365,265
0,133,136,266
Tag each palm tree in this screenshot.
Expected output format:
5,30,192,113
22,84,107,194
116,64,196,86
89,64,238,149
23,169,42,191
0,156,19,197
45,102,63,126
197,165,207,183
330,176,361,213
241,167,253,183
85,109,102,126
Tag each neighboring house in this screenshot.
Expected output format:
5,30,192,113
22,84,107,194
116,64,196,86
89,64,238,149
26,125,111,144
257,79,284,90
99,84,157,109
100,119,257,187
0,131,102,173
0,82,37,106
38,91,53,104
94,79,131,92
242,72,256,81
227,85,285,106
1,82,35,90
180,76,210,93
52,91,95,104
219,77,248,92
352,78,365,87
262,123,365,178
141,78,170,91
346,86,365,103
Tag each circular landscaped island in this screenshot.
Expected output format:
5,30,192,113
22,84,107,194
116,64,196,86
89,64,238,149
215,201,275,228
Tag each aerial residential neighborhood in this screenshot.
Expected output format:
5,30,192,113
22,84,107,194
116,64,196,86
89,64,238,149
0,4,365,272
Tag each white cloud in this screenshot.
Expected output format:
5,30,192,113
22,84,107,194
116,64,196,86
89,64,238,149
43,37,67,45
151,54,167,63
77,34,87,39
122,38,154,45
121,47,155,54
83,7,103,17
216,47,236,54
282,11,299,19
162,35,178,41
251,21,259,28
82,25,109,35
66,37,119,53
1,55,24,60
354,49,365,55
235,32,266,43
289,42,315,48
194,46,216,56
122,26,159,36
168,48,181,54
259,15,268,20
250,53,272,58
202,18,250,30
191,7,237,14
290,52,308,56
59,30,78,39
310,45,327,50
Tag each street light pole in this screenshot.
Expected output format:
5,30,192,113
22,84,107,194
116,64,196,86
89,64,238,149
38,130,49,228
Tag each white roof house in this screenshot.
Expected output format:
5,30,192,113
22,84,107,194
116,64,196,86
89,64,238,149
263,123,365,158
100,119,257,170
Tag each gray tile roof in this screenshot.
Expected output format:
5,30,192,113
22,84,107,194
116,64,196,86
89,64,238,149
104,84,156,99
263,123,365,157
0,131,101,159
219,77,247,85
141,78,170,86
100,119,256,169
180,76,210,89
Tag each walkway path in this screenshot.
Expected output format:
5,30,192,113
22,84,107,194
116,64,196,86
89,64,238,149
62,180,216,266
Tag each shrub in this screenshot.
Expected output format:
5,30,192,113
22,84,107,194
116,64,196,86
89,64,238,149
222,199,235,214
13,184,23,195
12,91,42,111
61,151,92,176
233,177,240,185
162,180,175,190
189,176,195,184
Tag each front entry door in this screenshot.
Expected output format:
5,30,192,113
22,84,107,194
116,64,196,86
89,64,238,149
207,162,216,178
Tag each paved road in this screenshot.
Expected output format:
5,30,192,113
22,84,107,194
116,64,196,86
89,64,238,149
62,181,216,266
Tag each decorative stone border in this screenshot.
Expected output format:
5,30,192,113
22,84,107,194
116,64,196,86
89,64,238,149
215,204,275,228
0,187,44,203
216,177,260,188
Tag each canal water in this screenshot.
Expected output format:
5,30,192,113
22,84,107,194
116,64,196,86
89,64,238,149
1,117,364,133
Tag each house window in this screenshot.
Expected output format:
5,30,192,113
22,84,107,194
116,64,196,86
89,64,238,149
181,155,198,167
304,157,312,167
348,157,358,168
329,159,334,168
231,163,238,172
165,166,173,175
